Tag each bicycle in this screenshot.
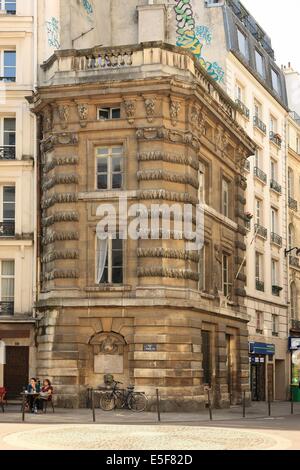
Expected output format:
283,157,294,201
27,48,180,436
100,381,148,412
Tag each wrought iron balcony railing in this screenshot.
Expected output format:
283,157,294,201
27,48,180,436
288,197,298,212
254,224,268,239
290,256,300,269
270,179,282,194
236,99,250,118
0,301,14,316
254,166,267,184
271,232,282,247
0,222,15,237
0,146,15,160
272,285,282,296
256,280,265,292
253,115,267,134
269,131,282,148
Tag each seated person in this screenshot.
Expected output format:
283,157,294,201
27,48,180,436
26,378,41,412
36,379,53,412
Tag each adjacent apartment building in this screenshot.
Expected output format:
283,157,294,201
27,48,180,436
0,0,36,398
172,0,289,401
30,0,256,409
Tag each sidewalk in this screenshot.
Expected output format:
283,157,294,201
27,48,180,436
0,401,299,425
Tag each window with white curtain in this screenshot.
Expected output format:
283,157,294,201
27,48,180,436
0,260,14,303
96,235,123,284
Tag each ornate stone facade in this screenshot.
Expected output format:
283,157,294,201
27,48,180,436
31,42,255,410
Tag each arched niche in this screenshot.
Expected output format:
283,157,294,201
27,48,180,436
89,332,127,375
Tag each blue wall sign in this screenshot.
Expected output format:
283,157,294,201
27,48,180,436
249,342,275,356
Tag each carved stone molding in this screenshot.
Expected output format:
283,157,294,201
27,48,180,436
58,105,69,129
43,156,79,174
236,144,248,173
77,104,88,127
138,189,198,205
42,231,79,246
235,175,247,190
138,151,199,171
137,170,198,189
170,99,181,127
43,106,53,133
136,229,196,242
123,100,136,125
89,332,126,355
144,98,156,123
190,105,206,137
42,250,80,263
215,125,229,153
42,211,79,227
136,127,200,150
42,174,79,191
41,133,78,152
41,193,78,210
235,240,246,251
43,270,79,281
138,267,199,281
137,248,199,262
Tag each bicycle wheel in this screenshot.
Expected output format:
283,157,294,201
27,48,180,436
100,392,116,411
128,393,148,412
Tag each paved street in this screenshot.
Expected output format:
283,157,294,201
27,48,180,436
1,402,300,450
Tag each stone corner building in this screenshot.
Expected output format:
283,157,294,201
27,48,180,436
31,40,255,409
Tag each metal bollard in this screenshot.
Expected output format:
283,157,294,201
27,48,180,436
91,389,96,423
268,399,271,417
291,390,294,415
243,391,246,418
156,389,161,422
207,389,213,421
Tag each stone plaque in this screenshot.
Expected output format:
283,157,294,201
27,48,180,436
94,354,124,374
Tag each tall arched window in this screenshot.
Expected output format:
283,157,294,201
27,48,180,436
289,224,295,250
291,282,298,320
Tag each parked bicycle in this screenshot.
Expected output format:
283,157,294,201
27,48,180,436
100,381,148,412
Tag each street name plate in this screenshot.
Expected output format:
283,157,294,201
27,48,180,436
143,344,157,352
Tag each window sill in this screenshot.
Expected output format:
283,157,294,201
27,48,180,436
86,285,132,293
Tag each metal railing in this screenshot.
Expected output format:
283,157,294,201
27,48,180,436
272,285,282,296
0,222,15,237
290,256,300,269
254,224,268,239
253,115,267,134
269,131,282,148
288,197,298,212
235,98,250,118
0,301,14,316
256,280,265,292
254,166,267,183
270,179,282,194
0,146,15,160
271,232,282,247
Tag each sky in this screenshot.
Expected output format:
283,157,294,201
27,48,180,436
242,0,300,72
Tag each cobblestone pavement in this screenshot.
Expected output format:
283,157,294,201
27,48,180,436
1,424,289,450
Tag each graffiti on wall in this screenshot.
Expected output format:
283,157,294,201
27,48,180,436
81,0,93,15
174,0,225,83
46,17,60,50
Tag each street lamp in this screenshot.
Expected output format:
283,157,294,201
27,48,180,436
285,247,300,257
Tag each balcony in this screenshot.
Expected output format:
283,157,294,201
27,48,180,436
272,285,282,296
0,146,15,160
270,179,282,194
290,256,300,269
254,166,267,184
0,77,15,83
256,280,265,292
271,232,282,247
288,197,298,212
253,115,267,134
291,319,300,331
269,131,282,148
0,301,14,316
0,222,15,237
236,99,250,119
254,224,268,239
